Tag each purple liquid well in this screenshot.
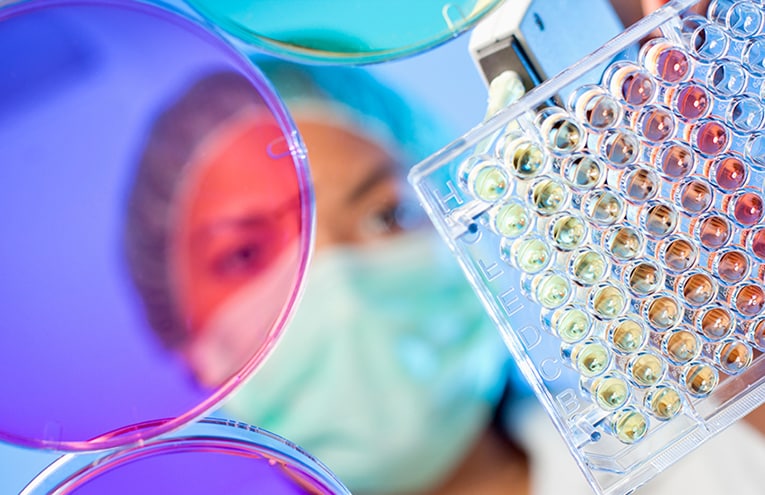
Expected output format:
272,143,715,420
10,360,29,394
676,84,710,120
652,46,691,83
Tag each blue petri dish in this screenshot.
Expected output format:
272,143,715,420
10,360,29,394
183,0,503,64
0,0,313,452
21,419,350,495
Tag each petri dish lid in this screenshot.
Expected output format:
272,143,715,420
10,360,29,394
0,0,313,451
21,419,350,495
184,0,504,64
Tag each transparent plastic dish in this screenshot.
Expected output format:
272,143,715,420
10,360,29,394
0,0,313,452
183,0,503,64
409,0,765,493
21,418,349,495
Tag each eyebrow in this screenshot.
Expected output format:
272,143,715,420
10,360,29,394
345,161,399,204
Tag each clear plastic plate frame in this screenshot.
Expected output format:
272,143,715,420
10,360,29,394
409,1,765,493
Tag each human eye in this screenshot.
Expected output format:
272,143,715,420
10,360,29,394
360,201,405,239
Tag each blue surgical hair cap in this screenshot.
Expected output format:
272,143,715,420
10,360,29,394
252,57,452,167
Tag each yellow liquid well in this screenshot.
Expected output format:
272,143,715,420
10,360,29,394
629,352,666,387
610,318,646,354
495,203,529,238
647,386,683,420
593,285,627,319
612,408,648,444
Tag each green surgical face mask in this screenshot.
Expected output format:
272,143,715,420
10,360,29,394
222,230,509,494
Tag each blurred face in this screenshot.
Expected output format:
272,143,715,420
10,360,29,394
296,119,412,251
172,113,302,335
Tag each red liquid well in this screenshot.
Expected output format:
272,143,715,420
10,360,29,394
653,47,691,83
676,85,710,120
750,229,765,259
713,156,747,191
733,192,764,226
695,121,729,155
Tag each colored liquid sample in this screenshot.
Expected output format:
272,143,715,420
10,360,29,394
606,226,643,260
678,179,713,214
614,67,656,106
628,262,663,296
601,130,640,167
697,215,731,249
584,190,625,226
646,386,683,420
535,271,571,309
552,307,590,343
639,106,675,142
731,192,764,226
711,156,747,191
646,43,691,83
562,154,604,190
507,140,547,179
612,408,648,444
494,203,530,238
594,375,630,410
675,84,710,120
708,60,747,97
716,340,752,374
663,328,700,365
733,284,765,317
681,272,716,306
531,179,568,215
574,341,610,377
695,121,729,156
592,285,627,319
643,202,678,238
470,164,509,201
683,363,719,397
609,318,647,354
747,319,765,350
623,168,659,203
543,115,584,153
662,237,698,272
698,307,735,341
714,250,749,284
751,228,765,260
647,295,682,330
552,215,587,250
660,144,695,179
572,250,608,286
513,238,551,274
691,24,728,60
580,92,621,130
629,352,666,387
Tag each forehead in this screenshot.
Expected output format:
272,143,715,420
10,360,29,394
295,119,400,188
182,114,300,222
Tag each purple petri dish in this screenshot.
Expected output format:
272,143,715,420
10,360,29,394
0,0,314,453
